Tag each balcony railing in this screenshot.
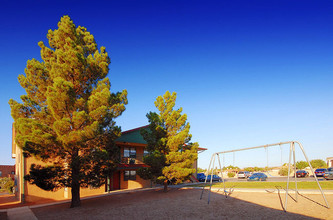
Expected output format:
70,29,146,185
121,154,147,165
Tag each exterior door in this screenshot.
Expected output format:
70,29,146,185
112,171,120,190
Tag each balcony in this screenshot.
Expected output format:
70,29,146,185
121,154,146,165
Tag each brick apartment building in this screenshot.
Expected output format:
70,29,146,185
0,165,15,179
12,125,206,203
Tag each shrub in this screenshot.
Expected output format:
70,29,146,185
0,177,14,193
296,161,308,170
227,172,235,178
310,159,327,169
278,167,290,176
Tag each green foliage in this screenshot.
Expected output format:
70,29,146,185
279,167,289,176
0,177,15,193
227,172,235,178
9,16,127,207
223,165,240,171
138,91,198,185
296,161,309,170
310,159,327,169
197,167,206,173
244,167,266,172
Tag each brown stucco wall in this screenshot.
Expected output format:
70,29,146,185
24,156,106,202
119,170,151,189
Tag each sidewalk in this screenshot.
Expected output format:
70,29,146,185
7,207,37,220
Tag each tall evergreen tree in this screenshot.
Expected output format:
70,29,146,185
9,16,127,207
138,91,198,191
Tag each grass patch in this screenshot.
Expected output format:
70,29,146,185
195,181,333,190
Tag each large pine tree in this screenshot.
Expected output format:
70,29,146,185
9,16,127,207
138,91,198,191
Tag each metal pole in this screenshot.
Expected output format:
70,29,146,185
265,146,269,173
215,141,292,155
208,154,216,204
200,154,213,200
280,144,283,167
294,141,330,208
217,153,227,198
233,152,235,167
292,142,298,202
285,142,293,212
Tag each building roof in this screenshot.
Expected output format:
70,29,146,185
116,125,149,145
116,126,207,152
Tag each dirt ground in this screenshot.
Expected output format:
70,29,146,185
31,188,332,220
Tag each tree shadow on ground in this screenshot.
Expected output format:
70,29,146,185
31,188,322,220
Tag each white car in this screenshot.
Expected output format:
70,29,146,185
237,171,251,179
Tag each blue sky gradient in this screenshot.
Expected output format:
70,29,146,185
1,1,333,169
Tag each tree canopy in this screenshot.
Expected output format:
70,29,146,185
138,91,198,190
296,161,309,170
310,159,327,169
9,16,127,207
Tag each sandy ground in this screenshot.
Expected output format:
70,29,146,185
30,188,333,220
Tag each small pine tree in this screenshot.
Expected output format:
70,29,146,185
138,91,198,191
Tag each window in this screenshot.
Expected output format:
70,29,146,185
11,171,15,175
143,149,149,157
124,170,136,181
0,171,2,177
124,147,136,158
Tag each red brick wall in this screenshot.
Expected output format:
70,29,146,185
0,165,15,179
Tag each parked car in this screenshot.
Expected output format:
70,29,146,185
197,173,206,182
324,167,333,180
247,173,267,181
296,170,309,178
206,175,222,182
237,171,251,179
315,168,328,177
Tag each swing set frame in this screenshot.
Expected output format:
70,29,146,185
199,141,330,212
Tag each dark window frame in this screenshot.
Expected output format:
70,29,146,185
124,170,136,181
124,147,136,159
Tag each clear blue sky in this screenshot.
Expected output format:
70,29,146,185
1,1,332,169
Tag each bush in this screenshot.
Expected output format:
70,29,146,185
296,161,308,170
278,167,290,176
0,177,14,193
310,159,327,169
227,172,235,178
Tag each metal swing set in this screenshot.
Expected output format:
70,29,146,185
199,141,330,212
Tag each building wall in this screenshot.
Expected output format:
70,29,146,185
0,165,15,178
20,144,152,202
327,157,333,167
119,144,152,189
24,156,105,202
119,170,151,189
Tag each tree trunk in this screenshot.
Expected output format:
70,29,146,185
163,179,168,192
70,150,81,208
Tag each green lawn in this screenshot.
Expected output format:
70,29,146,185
195,181,333,190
